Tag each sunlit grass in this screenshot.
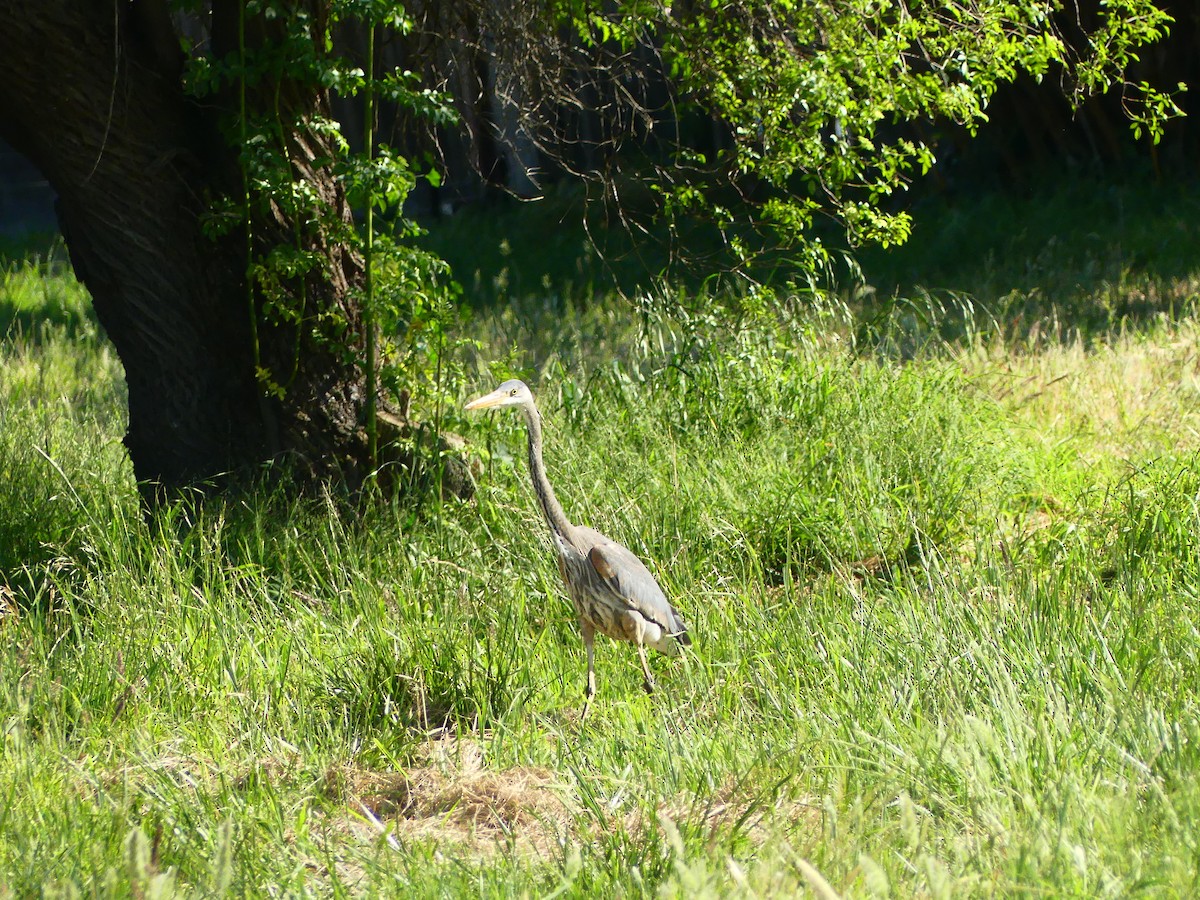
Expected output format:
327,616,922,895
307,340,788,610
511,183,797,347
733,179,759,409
4,178,1200,895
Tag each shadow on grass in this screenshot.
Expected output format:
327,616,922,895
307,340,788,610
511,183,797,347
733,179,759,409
0,229,61,264
418,181,729,310
856,168,1200,338
1,236,99,342
424,167,1200,343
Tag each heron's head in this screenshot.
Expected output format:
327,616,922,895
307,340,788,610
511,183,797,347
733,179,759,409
464,379,534,412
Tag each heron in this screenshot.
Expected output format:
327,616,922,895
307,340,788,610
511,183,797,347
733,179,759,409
466,379,691,719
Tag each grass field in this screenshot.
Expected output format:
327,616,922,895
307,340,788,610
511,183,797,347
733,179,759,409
3,175,1200,896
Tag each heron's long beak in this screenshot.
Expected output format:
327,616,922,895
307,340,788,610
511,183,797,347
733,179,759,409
464,388,508,411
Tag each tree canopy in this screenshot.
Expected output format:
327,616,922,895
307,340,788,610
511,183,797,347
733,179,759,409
0,0,1181,497
470,0,1180,270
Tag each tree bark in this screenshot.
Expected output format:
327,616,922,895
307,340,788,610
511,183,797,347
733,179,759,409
0,0,376,499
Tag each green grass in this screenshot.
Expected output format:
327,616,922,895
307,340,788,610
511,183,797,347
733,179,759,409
4,176,1200,895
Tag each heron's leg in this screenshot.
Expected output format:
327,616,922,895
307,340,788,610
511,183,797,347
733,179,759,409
632,617,655,694
637,643,655,694
580,621,597,721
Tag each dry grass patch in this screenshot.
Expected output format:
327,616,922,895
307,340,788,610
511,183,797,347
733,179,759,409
324,738,821,867
969,319,1200,463
328,737,573,856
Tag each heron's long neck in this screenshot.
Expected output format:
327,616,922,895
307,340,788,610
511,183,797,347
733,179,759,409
524,402,575,544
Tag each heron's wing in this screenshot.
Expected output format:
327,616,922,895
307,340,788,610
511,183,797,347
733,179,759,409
580,530,688,638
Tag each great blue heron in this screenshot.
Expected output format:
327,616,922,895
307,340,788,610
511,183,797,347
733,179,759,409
466,379,691,718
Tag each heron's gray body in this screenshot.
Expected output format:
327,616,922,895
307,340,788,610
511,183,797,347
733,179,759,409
555,525,689,656
466,378,690,716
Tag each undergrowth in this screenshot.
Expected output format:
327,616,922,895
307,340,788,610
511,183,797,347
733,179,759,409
3,178,1200,895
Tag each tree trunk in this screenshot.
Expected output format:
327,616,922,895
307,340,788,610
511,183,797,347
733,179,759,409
0,0,375,500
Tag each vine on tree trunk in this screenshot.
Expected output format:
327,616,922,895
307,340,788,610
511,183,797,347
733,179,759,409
186,0,466,481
